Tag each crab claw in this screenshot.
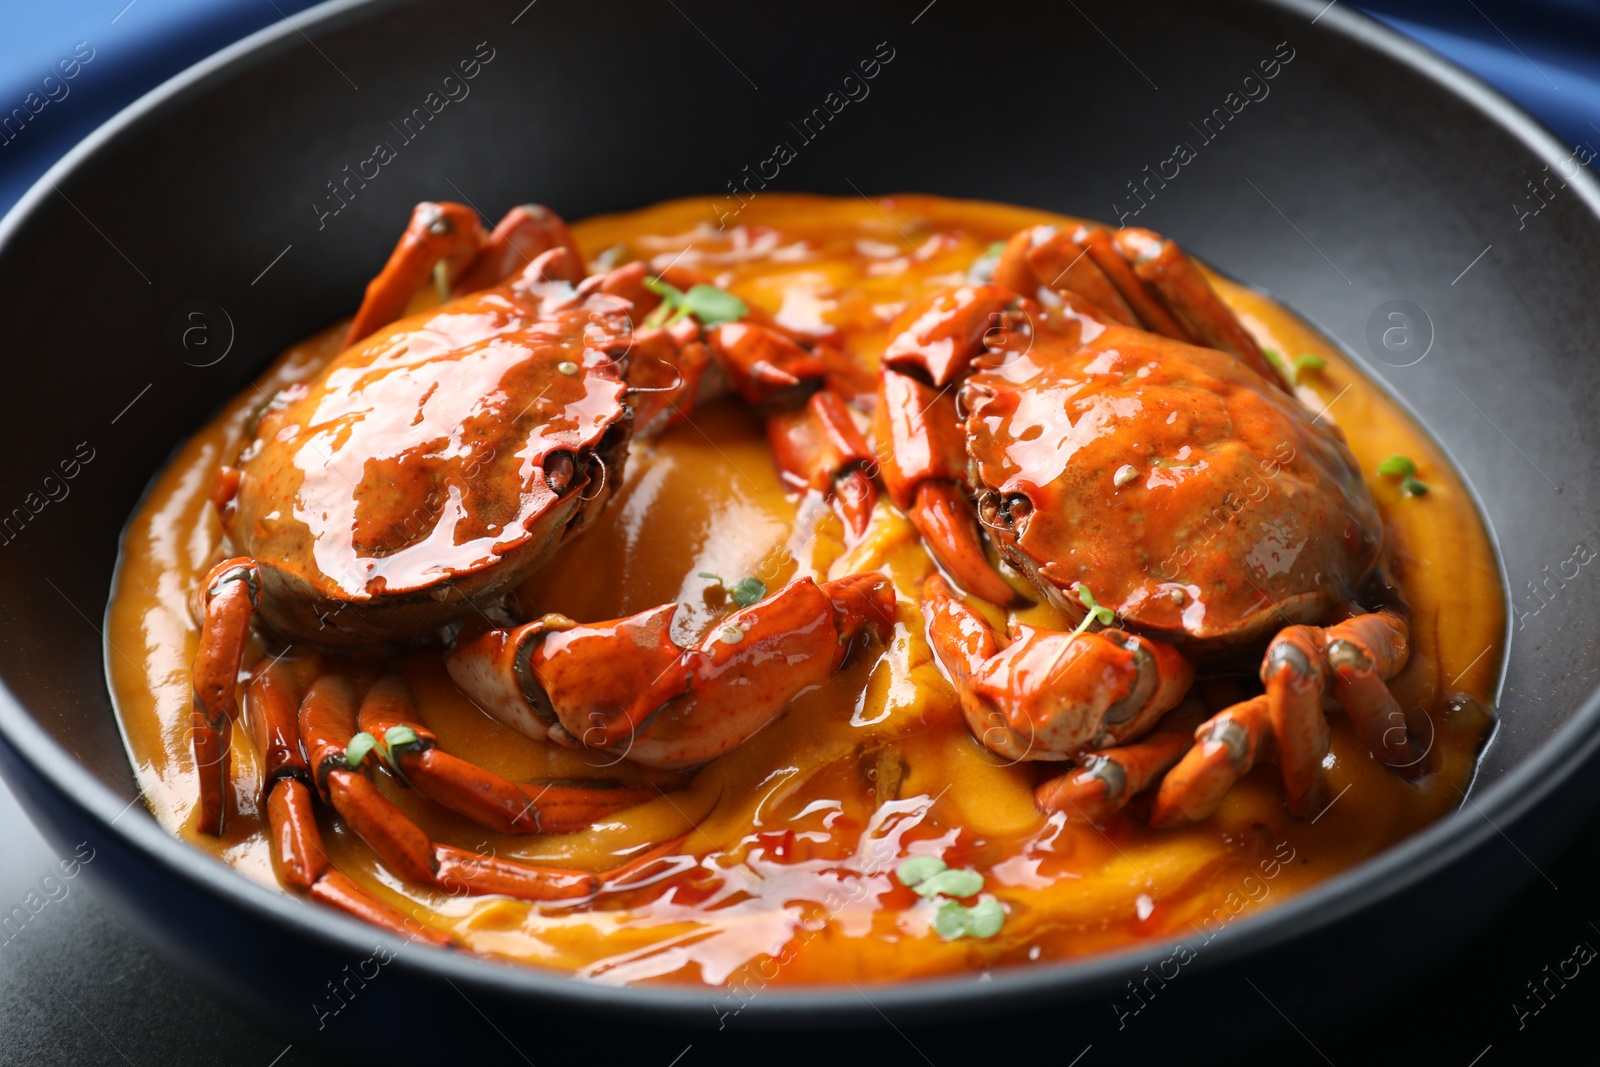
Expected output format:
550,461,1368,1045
766,390,879,540
706,322,878,540
909,482,1019,607
923,574,1193,765
875,366,1017,605
705,322,830,404
880,284,1018,386
448,575,897,770
343,201,488,348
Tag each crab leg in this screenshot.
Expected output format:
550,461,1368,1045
343,202,488,348
242,665,454,946
1075,226,1193,341
923,575,1193,765
874,285,1035,604
765,389,878,539
875,367,1018,605
448,574,896,771
300,676,598,902
191,558,260,836
1152,610,1414,825
1035,705,1204,824
1149,696,1272,828
1109,228,1281,385
451,203,585,294
355,674,658,835
993,226,1142,328
706,321,879,540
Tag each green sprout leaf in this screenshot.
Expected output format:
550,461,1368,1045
932,896,1007,940
643,276,746,328
1292,354,1326,383
702,573,768,608
914,868,984,900
381,725,421,768
964,896,1006,938
345,731,378,770
1376,454,1427,497
643,275,684,302
681,284,748,326
1069,585,1116,639
1262,346,1288,381
900,853,1007,938
896,855,948,888
933,898,972,939
1376,454,1418,478
1265,347,1327,387
730,577,768,608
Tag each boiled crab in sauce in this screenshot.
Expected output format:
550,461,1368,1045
106,194,1501,986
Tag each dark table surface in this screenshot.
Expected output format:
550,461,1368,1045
4,2,1600,1064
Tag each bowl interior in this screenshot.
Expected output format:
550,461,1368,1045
2,0,1599,1013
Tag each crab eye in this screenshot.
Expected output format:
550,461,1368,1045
543,451,576,494
1002,493,1033,524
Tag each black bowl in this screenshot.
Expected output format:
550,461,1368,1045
3,0,1599,1061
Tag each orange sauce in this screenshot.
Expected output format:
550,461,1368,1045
105,194,1502,986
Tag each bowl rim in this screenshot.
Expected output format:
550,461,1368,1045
2,0,1599,1026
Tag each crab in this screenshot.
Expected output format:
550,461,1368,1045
190,200,894,939
875,222,1424,825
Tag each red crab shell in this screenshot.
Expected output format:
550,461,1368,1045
965,301,1383,652
216,284,634,645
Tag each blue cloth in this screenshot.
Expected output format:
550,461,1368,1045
1359,1,1600,152
1,1,1597,216
0,0,321,212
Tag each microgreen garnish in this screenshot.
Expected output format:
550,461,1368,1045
643,276,748,328
345,731,379,770
897,855,1004,939
935,896,1006,940
381,725,421,767
730,578,767,607
1262,347,1328,387
896,855,947,888
1069,585,1115,639
699,572,768,608
1263,347,1287,381
1292,353,1326,382
913,868,984,900
1376,454,1428,496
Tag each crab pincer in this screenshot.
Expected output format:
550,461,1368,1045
449,574,898,770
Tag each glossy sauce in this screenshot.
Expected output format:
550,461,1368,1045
106,194,1502,986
